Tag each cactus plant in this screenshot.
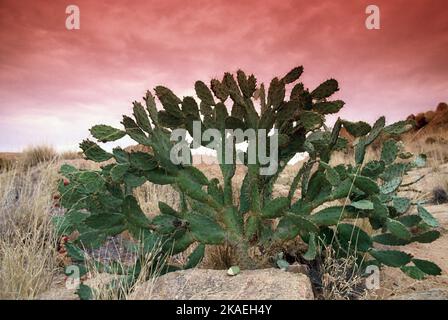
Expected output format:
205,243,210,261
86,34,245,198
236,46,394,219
54,66,441,299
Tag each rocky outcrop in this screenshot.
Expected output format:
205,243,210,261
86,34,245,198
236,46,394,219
129,268,314,300
407,102,448,131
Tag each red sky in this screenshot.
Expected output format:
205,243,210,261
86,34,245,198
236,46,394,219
0,0,447,151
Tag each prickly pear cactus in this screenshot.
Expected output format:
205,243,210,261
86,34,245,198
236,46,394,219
54,66,441,299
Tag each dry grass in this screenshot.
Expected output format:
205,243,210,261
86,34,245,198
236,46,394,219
84,239,168,300
201,244,237,269
318,247,367,300
0,162,60,299
19,145,58,169
59,150,82,160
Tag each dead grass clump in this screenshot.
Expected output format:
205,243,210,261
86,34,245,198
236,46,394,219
317,247,368,300
0,164,59,299
84,239,168,300
59,150,82,160
202,244,237,269
19,145,57,168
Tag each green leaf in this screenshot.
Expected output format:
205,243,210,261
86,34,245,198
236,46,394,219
351,175,380,195
380,177,402,194
145,169,176,185
84,213,126,230
372,233,410,246
370,249,412,267
122,195,151,229
398,215,422,227
412,259,442,276
110,164,130,182
144,90,158,123
261,197,290,219
380,139,399,165
383,120,414,136
124,173,147,188
182,96,200,119
401,266,426,280
77,283,93,300
90,125,126,142
299,111,324,131
393,197,411,214
267,77,285,109
80,140,113,162
78,171,105,193
303,233,317,260
227,266,240,276
314,100,345,115
310,206,347,226
154,86,183,117
152,214,182,234
122,116,151,145
412,230,440,243
342,121,371,137
186,213,225,244
112,147,129,164
417,205,439,227
320,161,340,186
210,79,229,102
184,244,205,269
129,152,158,171
311,79,339,99
274,214,318,241
361,160,385,178
276,259,290,270
282,66,303,84
133,102,152,133
413,154,427,168
386,218,412,240
351,200,374,210
337,224,372,252
195,81,215,106
365,117,385,145
65,242,86,262
158,202,180,217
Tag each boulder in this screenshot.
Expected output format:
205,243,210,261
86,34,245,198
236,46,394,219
130,268,314,300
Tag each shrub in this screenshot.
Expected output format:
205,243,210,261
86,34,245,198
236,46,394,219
54,66,442,299
19,145,57,168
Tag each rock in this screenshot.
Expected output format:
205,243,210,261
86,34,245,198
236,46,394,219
130,268,314,300
391,288,448,300
287,262,310,275
415,112,428,129
436,102,448,113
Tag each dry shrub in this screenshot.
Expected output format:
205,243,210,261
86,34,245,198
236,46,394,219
0,158,15,172
0,163,59,299
202,244,237,269
59,150,82,160
318,247,367,300
19,145,57,169
84,239,168,300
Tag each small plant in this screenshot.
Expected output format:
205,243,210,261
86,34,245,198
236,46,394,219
54,66,442,299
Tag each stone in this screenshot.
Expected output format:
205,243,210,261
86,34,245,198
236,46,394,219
391,288,448,300
130,268,314,300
